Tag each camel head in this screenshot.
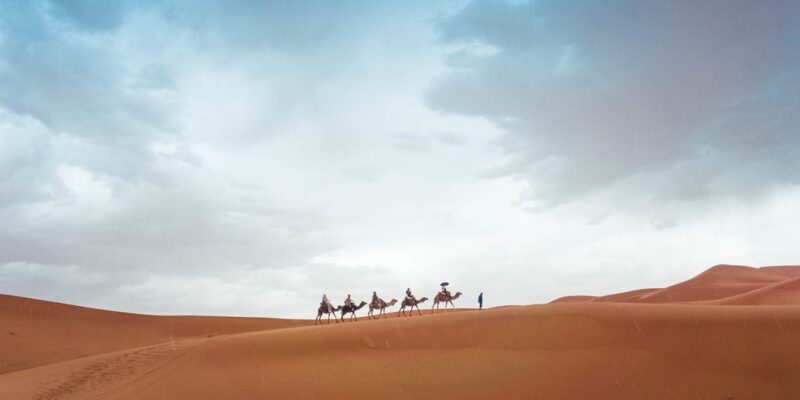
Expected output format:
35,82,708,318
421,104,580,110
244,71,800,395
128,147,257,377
386,298,398,307
354,301,367,310
417,297,429,303
452,292,462,299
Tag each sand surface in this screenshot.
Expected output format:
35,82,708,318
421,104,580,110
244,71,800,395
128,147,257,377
3,264,800,399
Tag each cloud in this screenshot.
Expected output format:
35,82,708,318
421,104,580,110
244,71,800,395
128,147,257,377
48,0,126,32
2,1,799,319
428,0,800,205
0,0,486,317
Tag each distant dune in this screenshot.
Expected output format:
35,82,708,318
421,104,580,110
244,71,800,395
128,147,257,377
552,264,800,305
3,264,800,399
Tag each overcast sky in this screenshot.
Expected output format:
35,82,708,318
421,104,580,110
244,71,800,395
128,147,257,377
1,0,799,318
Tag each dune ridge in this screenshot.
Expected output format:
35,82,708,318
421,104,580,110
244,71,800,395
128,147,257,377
552,264,800,305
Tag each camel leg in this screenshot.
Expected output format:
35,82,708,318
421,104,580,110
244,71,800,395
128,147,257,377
415,305,422,316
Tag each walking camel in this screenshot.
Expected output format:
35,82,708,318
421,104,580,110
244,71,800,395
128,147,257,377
432,291,462,312
340,301,368,322
367,298,398,319
315,304,342,325
398,296,428,317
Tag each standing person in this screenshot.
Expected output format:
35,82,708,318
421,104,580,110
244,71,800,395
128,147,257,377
344,294,353,308
478,292,483,310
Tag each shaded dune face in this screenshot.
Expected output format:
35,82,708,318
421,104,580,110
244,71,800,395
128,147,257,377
551,264,800,305
2,264,800,400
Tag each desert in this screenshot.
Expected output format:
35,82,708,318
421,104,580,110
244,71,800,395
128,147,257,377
3,264,800,399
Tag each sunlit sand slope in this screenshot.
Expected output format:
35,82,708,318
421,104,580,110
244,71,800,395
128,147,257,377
0,294,309,374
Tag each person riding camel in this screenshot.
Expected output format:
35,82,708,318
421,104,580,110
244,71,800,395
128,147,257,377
441,286,450,299
322,294,333,312
405,287,416,303
371,291,380,307
344,294,353,308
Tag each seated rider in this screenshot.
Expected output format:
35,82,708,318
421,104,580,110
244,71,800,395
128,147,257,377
322,294,332,312
372,291,380,306
344,294,353,308
441,286,450,298
405,287,415,302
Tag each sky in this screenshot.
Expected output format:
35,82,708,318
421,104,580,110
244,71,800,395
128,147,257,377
1,0,799,318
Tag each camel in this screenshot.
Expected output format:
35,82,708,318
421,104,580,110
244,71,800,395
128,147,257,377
340,301,368,322
315,304,342,325
431,291,462,312
367,298,398,319
398,296,428,317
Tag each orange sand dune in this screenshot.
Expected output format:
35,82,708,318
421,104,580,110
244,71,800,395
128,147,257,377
550,294,597,303
591,287,659,302
3,264,800,399
636,265,800,303
0,294,310,374
706,275,800,305
556,264,800,305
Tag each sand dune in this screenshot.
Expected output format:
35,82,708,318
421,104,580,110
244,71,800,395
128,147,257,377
706,275,800,305
550,294,598,303
591,287,659,303
3,264,800,399
0,294,309,375
556,264,800,305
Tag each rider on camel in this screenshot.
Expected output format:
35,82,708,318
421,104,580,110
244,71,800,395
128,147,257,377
321,294,333,312
440,285,450,299
344,294,353,308
405,287,416,303
371,291,380,307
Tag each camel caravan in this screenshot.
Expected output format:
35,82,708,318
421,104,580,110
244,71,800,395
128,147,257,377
315,283,463,325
